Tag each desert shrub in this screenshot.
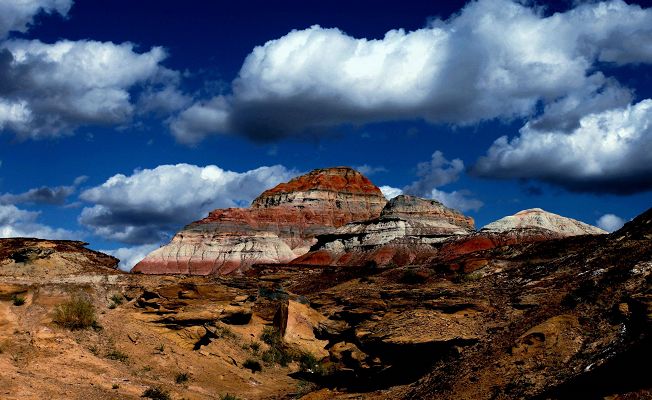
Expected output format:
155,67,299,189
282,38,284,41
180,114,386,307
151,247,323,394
243,358,262,373
11,295,26,306
220,394,241,400
298,352,320,372
297,352,332,376
213,324,236,339
142,387,171,400
110,293,124,305
175,371,190,384
53,294,97,330
260,326,282,347
156,344,165,353
105,349,129,362
462,272,483,282
295,380,319,397
112,384,119,389
250,341,261,353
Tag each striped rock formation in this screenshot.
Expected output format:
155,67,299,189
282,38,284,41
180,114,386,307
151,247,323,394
132,167,387,275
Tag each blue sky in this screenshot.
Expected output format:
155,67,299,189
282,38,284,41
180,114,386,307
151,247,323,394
1,0,652,268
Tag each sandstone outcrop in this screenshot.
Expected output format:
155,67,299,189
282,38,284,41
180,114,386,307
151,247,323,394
481,208,607,235
293,195,474,266
434,208,607,265
133,167,387,275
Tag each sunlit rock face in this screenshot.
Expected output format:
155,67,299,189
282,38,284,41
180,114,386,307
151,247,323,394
480,208,607,235
292,195,476,267
132,167,387,275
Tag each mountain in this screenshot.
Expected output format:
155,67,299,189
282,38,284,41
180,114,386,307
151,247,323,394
0,171,648,399
132,167,387,275
294,199,606,269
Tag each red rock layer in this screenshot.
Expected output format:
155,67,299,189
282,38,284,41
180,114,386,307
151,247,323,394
132,167,387,275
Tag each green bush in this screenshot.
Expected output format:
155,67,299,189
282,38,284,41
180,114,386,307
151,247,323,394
110,293,124,305
243,358,262,373
175,371,190,384
220,394,241,400
142,387,171,400
261,326,282,347
105,349,129,362
11,295,26,306
53,294,97,330
250,341,261,353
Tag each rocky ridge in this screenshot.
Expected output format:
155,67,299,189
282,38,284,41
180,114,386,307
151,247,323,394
293,195,476,266
133,167,387,275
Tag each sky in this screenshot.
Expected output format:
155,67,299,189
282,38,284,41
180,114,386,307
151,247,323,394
1,0,652,269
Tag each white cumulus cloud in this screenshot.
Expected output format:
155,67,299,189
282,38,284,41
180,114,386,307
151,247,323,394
79,164,299,244
380,185,403,200
0,39,174,138
171,0,652,143
596,213,626,232
0,204,73,239
473,99,652,193
0,0,72,39
101,244,161,272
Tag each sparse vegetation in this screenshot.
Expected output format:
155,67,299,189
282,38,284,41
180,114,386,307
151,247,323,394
156,343,165,353
142,387,171,400
220,394,241,400
260,327,293,366
88,345,99,356
298,352,320,372
175,371,190,384
463,272,483,282
243,358,262,373
11,295,26,306
213,323,236,339
261,326,282,347
112,384,119,389
297,351,332,376
105,349,129,362
250,341,261,353
110,293,124,305
295,380,319,397
53,294,97,330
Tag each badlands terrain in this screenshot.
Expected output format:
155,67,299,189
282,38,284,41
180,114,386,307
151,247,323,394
0,167,650,399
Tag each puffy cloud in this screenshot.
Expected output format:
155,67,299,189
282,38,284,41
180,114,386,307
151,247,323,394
596,213,626,232
0,176,86,205
403,151,464,197
137,85,192,115
355,164,387,176
429,189,483,213
101,244,160,272
0,39,174,138
170,96,231,145
0,0,72,38
380,151,483,212
0,204,73,239
171,0,652,143
473,99,652,194
380,185,403,200
79,164,298,244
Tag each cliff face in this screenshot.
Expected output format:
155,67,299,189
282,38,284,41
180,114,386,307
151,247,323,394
293,195,475,266
132,167,387,275
294,203,606,268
